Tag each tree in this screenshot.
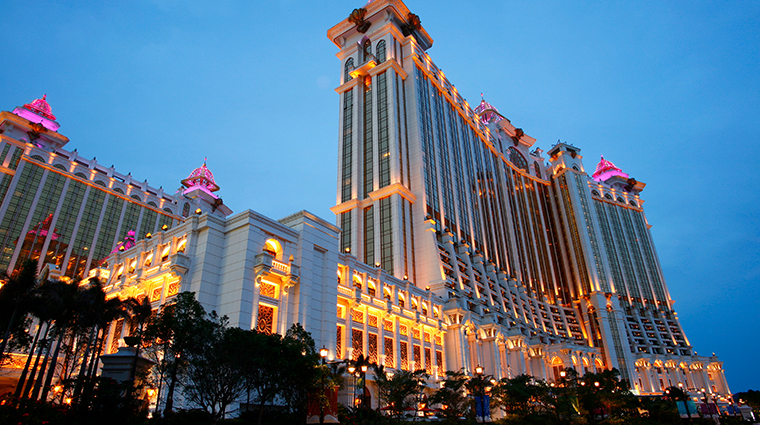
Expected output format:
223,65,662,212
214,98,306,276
124,296,154,385
576,368,636,423
491,374,542,418
0,260,37,364
279,323,319,416
183,312,244,423
663,385,692,420
143,291,207,415
371,363,429,419
429,369,471,421
735,389,760,414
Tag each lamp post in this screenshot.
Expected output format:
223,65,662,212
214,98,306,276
320,346,329,364
347,365,357,408
475,365,487,423
700,388,719,424
360,364,368,409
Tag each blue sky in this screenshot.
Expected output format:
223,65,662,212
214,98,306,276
4,1,759,392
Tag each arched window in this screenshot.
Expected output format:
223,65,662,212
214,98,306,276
572,165,580,171
362,38,372,61
131,194,141,201
75,172,87,179
605,194,613,200
344,58,355,82
54,163,67,171
533,161,541,178
95,180,107,187
353,275,363,290
148,201,158,207
376,40,386,63
617,197,625,203
114,187,125,194
508,147,528,171
592,190,600,197
31,155,45,162
264,238,283,260
163,207,173,214
182,203,190,217
629,200,638,207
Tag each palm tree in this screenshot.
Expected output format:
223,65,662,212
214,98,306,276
124,296,154,384
38,280,80,402
0,260,38,363
17,280,64,399
71,278,125,404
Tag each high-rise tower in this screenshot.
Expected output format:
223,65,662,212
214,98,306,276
328,0,729,396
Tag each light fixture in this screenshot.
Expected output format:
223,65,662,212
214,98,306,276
560,370,566,378
320,346,329,358
375,262,380,268
345,247,350,253
348,365,356,374
594,381,600,387
475,365,483,375
162,224,169,231
145,232,152,239
195,208,202,215
360,365,368,373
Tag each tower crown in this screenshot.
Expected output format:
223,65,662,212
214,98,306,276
474,98,506,125
181,160,220,198
592,155,629,182
13,94,61,132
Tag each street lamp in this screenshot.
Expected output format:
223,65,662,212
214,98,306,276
360,364,369,409
474,365,487,423
700,388,717,423
320,346,329,364
347,365,357,407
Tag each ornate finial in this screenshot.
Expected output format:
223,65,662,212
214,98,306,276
204,156,207,165
481,93,484,100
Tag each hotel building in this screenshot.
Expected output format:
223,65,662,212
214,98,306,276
327,0,728,396
0,0,731,408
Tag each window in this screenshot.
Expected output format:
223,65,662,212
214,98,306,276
264,238,282,259
376,40,386,63
384,337,394,367
362,38,372,62
344,58,355,82
257,304,276,335
508,147,528,171
182,203,190,217
352,329,363,360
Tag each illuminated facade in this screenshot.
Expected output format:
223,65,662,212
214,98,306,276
0,97,231,280
327,0,729,397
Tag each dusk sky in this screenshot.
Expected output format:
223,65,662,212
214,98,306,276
4,1,758,392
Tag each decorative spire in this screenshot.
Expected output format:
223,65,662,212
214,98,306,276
473,97,504,125
23,94,56,121
13,94,61,132
592,155,629,182
181,159,220,198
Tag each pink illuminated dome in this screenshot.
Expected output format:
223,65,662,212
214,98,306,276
13,94,61,132
24,95,56,121
592,155,629,182
473,98,505,125
181,160,220,197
